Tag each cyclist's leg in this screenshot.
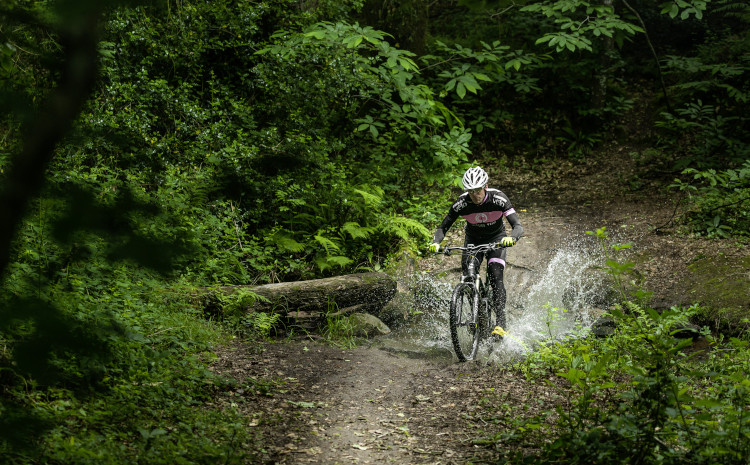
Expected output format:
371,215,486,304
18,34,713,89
487,247,508,327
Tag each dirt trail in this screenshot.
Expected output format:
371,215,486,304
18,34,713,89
211,337,563,464
209,149,748,464
208,203,635,464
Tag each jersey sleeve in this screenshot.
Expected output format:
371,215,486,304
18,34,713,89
503,201,524,241
433,206,460,243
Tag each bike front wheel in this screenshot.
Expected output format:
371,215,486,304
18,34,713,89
449,283,480,362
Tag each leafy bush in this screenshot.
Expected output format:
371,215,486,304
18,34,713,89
506,301,750,465
656,99,749,171
656,1,750,171
670,161,750,238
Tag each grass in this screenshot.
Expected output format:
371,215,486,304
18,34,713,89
0,291,261,465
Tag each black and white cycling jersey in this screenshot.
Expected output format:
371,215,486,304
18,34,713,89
432,188,524,244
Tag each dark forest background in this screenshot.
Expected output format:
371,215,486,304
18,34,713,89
1,0,748,462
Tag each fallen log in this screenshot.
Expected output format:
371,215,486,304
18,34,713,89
198,272,397,317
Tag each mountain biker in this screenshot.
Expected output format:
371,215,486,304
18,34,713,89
428,166,524,336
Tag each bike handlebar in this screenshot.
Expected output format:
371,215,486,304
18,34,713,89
437,243,505,256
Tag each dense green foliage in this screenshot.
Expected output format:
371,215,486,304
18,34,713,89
670,161,750,237
1,0,748,462
496,228,750,464
503,303,750,464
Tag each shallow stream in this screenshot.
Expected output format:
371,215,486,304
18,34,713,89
372,241,614,363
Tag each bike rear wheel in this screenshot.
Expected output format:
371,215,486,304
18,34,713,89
449,283,480,361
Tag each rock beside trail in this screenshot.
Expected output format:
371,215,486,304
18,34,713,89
349,313,391,337
592,315,616,337
375,292,414,327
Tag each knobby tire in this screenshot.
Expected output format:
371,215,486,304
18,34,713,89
450,283,481,362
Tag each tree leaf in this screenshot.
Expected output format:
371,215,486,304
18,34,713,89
456,82,466,99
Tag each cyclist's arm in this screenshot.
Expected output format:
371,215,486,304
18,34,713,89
433,208,459,244
505,209,524,242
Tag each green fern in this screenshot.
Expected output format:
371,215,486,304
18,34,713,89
271,230,306,252
314,234,341,254
259,182,433,277
314,255,330,272
718,83,748,104
187,169,216,206
241,311,281,339
715,0,750,21
379,215,430,242
353,185,384,208
314,254,353,272
342,221,375,239
325,255,354,267
210,288,269,318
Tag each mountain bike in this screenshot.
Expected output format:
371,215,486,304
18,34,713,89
439,243,506,362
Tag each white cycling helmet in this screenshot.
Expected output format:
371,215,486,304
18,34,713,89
462,166,488,190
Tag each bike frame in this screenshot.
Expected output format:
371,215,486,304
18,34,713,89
444,242,501,291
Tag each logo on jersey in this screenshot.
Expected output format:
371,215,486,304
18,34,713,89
492,193,508,207
474,213,488,223
452,198,468,212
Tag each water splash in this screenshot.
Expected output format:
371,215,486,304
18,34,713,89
384,240,614,362
489,244,609,364
385,273,456,356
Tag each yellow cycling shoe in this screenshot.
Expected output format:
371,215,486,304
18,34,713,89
491,326,507,338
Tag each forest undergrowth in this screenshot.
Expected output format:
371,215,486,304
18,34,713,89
5,168,748,465
1,0,749,463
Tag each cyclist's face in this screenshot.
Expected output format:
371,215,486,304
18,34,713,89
468,185,486,204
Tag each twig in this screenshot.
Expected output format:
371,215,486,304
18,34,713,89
490,2,519,18
650,191,686,233
418,54,461,72
621,0,673,112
